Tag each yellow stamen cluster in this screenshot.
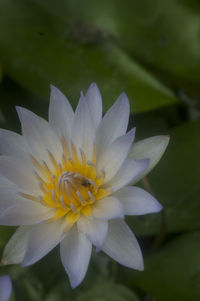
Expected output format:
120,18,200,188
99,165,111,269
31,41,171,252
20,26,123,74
21,138,110,230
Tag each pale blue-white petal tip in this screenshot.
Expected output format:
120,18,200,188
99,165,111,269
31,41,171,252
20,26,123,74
50,85,64,98
15,106,28,119
0,275,12,301
127,252,144,271
162,134,170,146
15,105,22,113
118,92,129,103
165,135,170,146
156,201,163,212
89,82,98,89
80,91,84,97
50,84,57,91
158,135,170,152
149,195,163,214
69,274,82,289
128,249,144,271
86,82,102,99
137,258,144,271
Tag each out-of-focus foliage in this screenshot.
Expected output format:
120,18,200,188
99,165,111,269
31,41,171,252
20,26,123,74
131,232,200,301
1,0,200,300
45,280,139,301
0,0,177,112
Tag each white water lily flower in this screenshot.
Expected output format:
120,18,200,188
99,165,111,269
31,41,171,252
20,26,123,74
0,83,169,288
0,275,12,301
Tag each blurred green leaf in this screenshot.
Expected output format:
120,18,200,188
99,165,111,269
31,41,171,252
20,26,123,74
40,0,200,97
76,280,139,301
14,272,44,301
0,226,15,255
130,232,200,301
45,280,139,301
130,120,200,236
44,282,69,301
0,0,177,112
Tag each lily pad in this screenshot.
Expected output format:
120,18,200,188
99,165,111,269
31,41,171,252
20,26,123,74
0,0,177,112
131,232,200,301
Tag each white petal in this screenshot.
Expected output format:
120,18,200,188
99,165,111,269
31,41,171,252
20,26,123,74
49,85,74,141
16,106,62,164
114,186,162,215
0,129,30,160
97,128,135,183
0,275,12,301
104,158,149,192
2,226,32,265
77,217,108,250
0,156,39,192
96,93,130,156
0,175,17,188
93,196,124,220
129,135,169,180
22,220,65,266
85,83,102,129
0,187,25,211
102,219,143,270
72,95,95,160
0,202,55,226
60,226,92,288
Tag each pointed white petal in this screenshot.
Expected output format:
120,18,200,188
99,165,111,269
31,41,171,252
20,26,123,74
77,217,108,250
129,135,169,180
16,106,62,164
85,83,102,129
0,187,26,211
0,180,19,210
0,156,39,192
72,95,95,159
102,219,144,270
22,221,65,266
2,226,32,265
97,128,135,183
60,226,92,288
0,176,38,212
93,197,124,220
114,186,162,215
0,202,55,226
49,85,74,141
0,129,30,160
104,158,149,192
96,93,130,156
0,275,12,301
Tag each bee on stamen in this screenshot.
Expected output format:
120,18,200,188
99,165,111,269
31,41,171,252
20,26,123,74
81,179,91,187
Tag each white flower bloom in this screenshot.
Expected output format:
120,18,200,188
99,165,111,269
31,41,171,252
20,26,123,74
0,83,169,288
0,275,12,301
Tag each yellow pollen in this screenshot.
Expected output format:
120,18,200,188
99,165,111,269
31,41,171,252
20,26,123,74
22,139,110,230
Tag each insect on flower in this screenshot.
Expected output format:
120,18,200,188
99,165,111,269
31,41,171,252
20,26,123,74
0,83,169,288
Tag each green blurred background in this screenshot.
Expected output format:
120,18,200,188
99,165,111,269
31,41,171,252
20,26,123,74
1,0,200,300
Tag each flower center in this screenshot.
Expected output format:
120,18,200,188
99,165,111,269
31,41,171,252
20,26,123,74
20,138,110,230
55,171,97,211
